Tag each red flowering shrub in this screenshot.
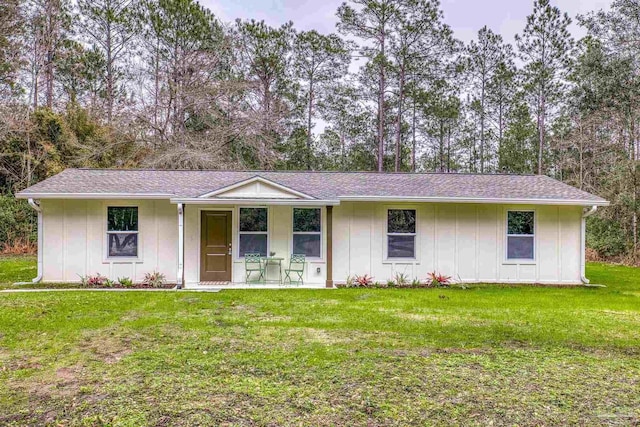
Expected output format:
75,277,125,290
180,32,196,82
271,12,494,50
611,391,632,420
354,274,374,287
426,271,452,287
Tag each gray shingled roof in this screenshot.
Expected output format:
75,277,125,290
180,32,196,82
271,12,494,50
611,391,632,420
16,168,609,205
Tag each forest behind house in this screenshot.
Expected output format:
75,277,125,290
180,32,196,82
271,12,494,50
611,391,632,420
0,0,638,263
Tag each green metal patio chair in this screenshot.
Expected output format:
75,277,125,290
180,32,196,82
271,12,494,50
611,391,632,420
245,253,265,283
284,254,305,285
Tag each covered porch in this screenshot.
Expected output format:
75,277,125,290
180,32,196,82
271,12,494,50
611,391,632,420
172,176,337,289
184,282,331,290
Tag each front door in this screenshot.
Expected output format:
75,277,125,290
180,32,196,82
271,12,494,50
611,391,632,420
200,211,232,282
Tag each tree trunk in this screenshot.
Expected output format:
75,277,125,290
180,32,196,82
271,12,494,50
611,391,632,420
538,93,546,175
153,38,160,145
377,32,386,172
106,17,113,123
579,123,586,191
479,74,486,173
26,109,32,187
498,99,504,170
171,39,180,144
45,39,54,108
439,120,444,172
394,62,405,172
340,127,346,171
44,0,57,110
446,120,451,172
32,32,39,109
411,94,416,172
306,74,314,170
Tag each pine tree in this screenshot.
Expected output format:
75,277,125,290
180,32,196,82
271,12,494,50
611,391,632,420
337,0,399,172
515,0,573,175
234,19,295,165
389,0,455,172
464,26,512,173
292,30,350,170
25,0,73,109
138,0,223,144
487,59,518,169
0,0,24,97
77,0,138,122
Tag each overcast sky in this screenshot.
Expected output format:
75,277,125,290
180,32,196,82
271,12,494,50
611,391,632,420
201,0,614,44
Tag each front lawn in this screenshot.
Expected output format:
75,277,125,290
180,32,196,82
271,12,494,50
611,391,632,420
0,259,638,426
0,256,37,285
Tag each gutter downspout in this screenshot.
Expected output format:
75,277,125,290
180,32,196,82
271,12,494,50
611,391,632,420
581,206,598,284
177,203,184,289
16,198,43,284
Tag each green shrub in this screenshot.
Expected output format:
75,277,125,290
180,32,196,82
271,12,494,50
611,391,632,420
587,216,628,258
118,277,134,287
0,195,36,249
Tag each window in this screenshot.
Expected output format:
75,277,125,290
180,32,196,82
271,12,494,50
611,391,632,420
107,207,138,258
507,211,535,260
292,208,321,258
387,209,416,258
239,207,268,257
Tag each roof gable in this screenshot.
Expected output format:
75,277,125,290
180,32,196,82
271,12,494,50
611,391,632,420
198,176,315,200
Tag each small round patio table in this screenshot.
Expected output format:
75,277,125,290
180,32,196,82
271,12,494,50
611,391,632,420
261,257,284,284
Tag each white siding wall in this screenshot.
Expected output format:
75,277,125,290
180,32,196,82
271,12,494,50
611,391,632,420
40,199,178,283
332,202,583,285
39,199,583,285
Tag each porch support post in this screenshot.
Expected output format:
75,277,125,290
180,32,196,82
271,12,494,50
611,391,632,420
326,205,333,288
177,203,184,289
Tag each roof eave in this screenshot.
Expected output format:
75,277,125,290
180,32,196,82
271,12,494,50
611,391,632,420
15,193,610,207
338,196,610,206
170,197,340,206
15,192,175,200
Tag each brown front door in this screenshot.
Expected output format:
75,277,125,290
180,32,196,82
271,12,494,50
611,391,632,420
200,211,232,282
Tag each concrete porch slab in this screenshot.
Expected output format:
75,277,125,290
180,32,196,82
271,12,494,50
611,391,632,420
184,282,331,290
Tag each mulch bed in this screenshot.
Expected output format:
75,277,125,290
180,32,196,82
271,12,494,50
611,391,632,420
84,283,176,289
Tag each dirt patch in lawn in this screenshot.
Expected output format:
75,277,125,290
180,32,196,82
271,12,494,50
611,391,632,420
79,331,134,364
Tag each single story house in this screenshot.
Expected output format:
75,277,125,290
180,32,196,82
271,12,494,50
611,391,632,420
16,168,609,287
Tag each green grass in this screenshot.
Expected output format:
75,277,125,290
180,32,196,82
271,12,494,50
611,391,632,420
0,256,37,285
0,258,638,426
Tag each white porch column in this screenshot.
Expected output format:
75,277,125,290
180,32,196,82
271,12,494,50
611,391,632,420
177,203,184,288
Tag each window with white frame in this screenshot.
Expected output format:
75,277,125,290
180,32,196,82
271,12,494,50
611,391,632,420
506,210,535,260
239,207,268,257
292,208,321,258
387,209,416,258
107,207,138,257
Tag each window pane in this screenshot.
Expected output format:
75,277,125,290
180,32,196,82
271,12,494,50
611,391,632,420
108,233,138,257
388,209,416,234
508,211,534,235
388,235,415,258
240,208,267,232
507,236,534,259
293,234,321,257
293,208,321,232
239,234,267,257
108,207,138,231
